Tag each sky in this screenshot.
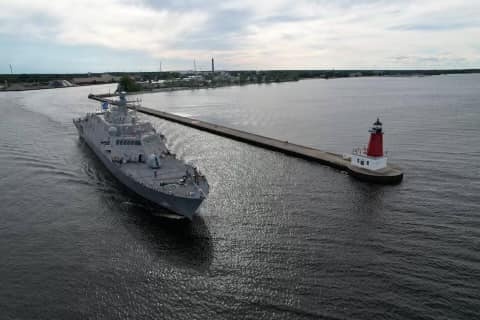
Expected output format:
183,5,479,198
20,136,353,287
0,0,479,73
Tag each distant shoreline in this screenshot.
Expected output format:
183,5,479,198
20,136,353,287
0,82,115,92
1,69,479,92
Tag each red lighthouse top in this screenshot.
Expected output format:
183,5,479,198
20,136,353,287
366,118,384,157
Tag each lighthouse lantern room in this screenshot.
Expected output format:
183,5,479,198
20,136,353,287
351,118,388,171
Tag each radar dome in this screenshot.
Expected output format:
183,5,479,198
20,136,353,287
147,154,161,169
108,126,118,136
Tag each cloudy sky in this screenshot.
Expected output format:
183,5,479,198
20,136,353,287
0,0,479,73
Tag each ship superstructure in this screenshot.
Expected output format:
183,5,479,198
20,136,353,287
74,93,209,219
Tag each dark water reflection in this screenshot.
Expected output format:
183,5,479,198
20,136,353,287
1,78,479,319
119,209,213,272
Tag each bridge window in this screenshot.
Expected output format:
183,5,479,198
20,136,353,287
115,139,140,146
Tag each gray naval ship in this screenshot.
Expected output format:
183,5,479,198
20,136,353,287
73,93,209,219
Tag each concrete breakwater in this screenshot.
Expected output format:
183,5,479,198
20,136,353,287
88,94,403,184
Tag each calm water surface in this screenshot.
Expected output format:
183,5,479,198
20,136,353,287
0,76,479,319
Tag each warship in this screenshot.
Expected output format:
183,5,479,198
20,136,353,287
73,93,209,219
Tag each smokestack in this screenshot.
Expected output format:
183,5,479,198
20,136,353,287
211,57,215,73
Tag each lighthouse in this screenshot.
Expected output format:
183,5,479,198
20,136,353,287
350,118,388,171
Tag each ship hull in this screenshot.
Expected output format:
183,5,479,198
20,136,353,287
75,122,203,219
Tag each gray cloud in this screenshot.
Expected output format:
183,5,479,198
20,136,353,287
0,0,479,70
389,22,478,31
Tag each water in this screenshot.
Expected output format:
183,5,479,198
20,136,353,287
0,76,479,319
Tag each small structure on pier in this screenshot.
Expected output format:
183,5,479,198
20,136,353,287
347,118,403,184
350,118,387,171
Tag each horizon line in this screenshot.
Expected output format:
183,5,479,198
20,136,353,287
1,67,480,76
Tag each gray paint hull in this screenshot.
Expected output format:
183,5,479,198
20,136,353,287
77,126,202,219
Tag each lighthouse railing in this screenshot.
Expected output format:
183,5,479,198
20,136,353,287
352,146,368,156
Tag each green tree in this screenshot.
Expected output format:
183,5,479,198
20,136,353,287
117,75,142,92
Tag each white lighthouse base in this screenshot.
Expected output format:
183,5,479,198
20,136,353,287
351,154,387,171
